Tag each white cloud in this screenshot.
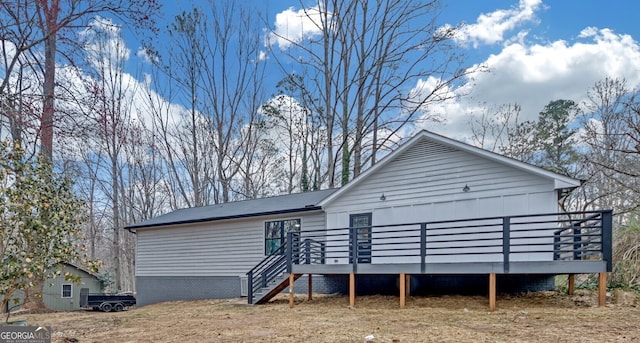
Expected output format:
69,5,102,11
414,27,640,142
258,50,268,61
455,0,543,47
81,17,130,70
268,6,326,50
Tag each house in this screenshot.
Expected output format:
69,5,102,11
127,130,612,309
4,263,103,312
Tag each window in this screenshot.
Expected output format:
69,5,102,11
265,219,301,255
62,284,72,298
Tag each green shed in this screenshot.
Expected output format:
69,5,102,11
42,263,104,311
3,263,104,313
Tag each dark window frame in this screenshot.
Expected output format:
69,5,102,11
350,212,372,263
61,283,72,298
264,218,301,255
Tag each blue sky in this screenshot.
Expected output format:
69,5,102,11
122,0,640,140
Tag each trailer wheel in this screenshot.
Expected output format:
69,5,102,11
114,303,124,312
100,302,112,312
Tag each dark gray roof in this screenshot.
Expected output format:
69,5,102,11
126,188,338,230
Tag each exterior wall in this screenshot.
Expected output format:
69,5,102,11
324,138,559,264
137,275,346,306
137,276,239,306
135,210,326,305
43,264,103,311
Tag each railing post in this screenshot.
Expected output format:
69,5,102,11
247,271,253,304
286,232,293,273
573,223,582,261
420,223,427,273
351,227,358,273
503,217,510,273
553,233,560,260
602,210,613,272
305,239,311,264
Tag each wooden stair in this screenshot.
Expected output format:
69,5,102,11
250,273,302,304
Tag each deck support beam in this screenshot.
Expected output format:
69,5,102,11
400,273,406,309
567,274,575,295
598,272,607,307
489,273,496,312
349,272,355,307
308,274,313,301
289,273,295,309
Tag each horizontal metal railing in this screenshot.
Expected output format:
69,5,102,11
288,210,613,273
246,244,287,304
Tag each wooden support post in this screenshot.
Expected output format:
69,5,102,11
598,272,607,307
489,273,496,312
349,273,355,307
567,274,575,295
399,273,406,309
289,273,295,309
308,274,313,301
405,274,411,298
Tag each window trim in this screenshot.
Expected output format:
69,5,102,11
264,218,302,256
61,283,73,298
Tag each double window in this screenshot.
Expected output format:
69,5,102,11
265,218,301,255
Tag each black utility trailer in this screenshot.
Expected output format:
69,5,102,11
80,288,136,312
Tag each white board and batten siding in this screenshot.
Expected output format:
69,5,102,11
135,211,326,277
323,137,564,264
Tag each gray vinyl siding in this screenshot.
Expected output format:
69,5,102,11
135,210,326,277
325,138,557,219
323,138,559,264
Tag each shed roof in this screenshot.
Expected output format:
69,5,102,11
60,262,100,278
126,188,338,231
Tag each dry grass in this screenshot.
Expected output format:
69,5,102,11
11,290,640,342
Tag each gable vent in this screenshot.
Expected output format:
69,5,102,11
396,140,456,162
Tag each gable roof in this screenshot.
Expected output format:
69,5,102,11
59,262,100,278
126,188,338,231
319,130,581,207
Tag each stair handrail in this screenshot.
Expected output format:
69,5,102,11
247,239,290,304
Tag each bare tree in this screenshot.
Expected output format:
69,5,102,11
199,1,267,203
268,0,471,186
0,0,158,159
468,103,540,163
145,2,267,205
80,18,136,291
579,77,640,215
162,9,212,207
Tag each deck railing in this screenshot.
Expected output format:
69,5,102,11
247,210,612,303
289,210,613,273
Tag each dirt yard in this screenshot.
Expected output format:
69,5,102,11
9,290,640,342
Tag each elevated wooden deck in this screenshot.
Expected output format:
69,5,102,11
247,210,613,310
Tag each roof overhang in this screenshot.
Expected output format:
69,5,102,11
126,206,322,232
